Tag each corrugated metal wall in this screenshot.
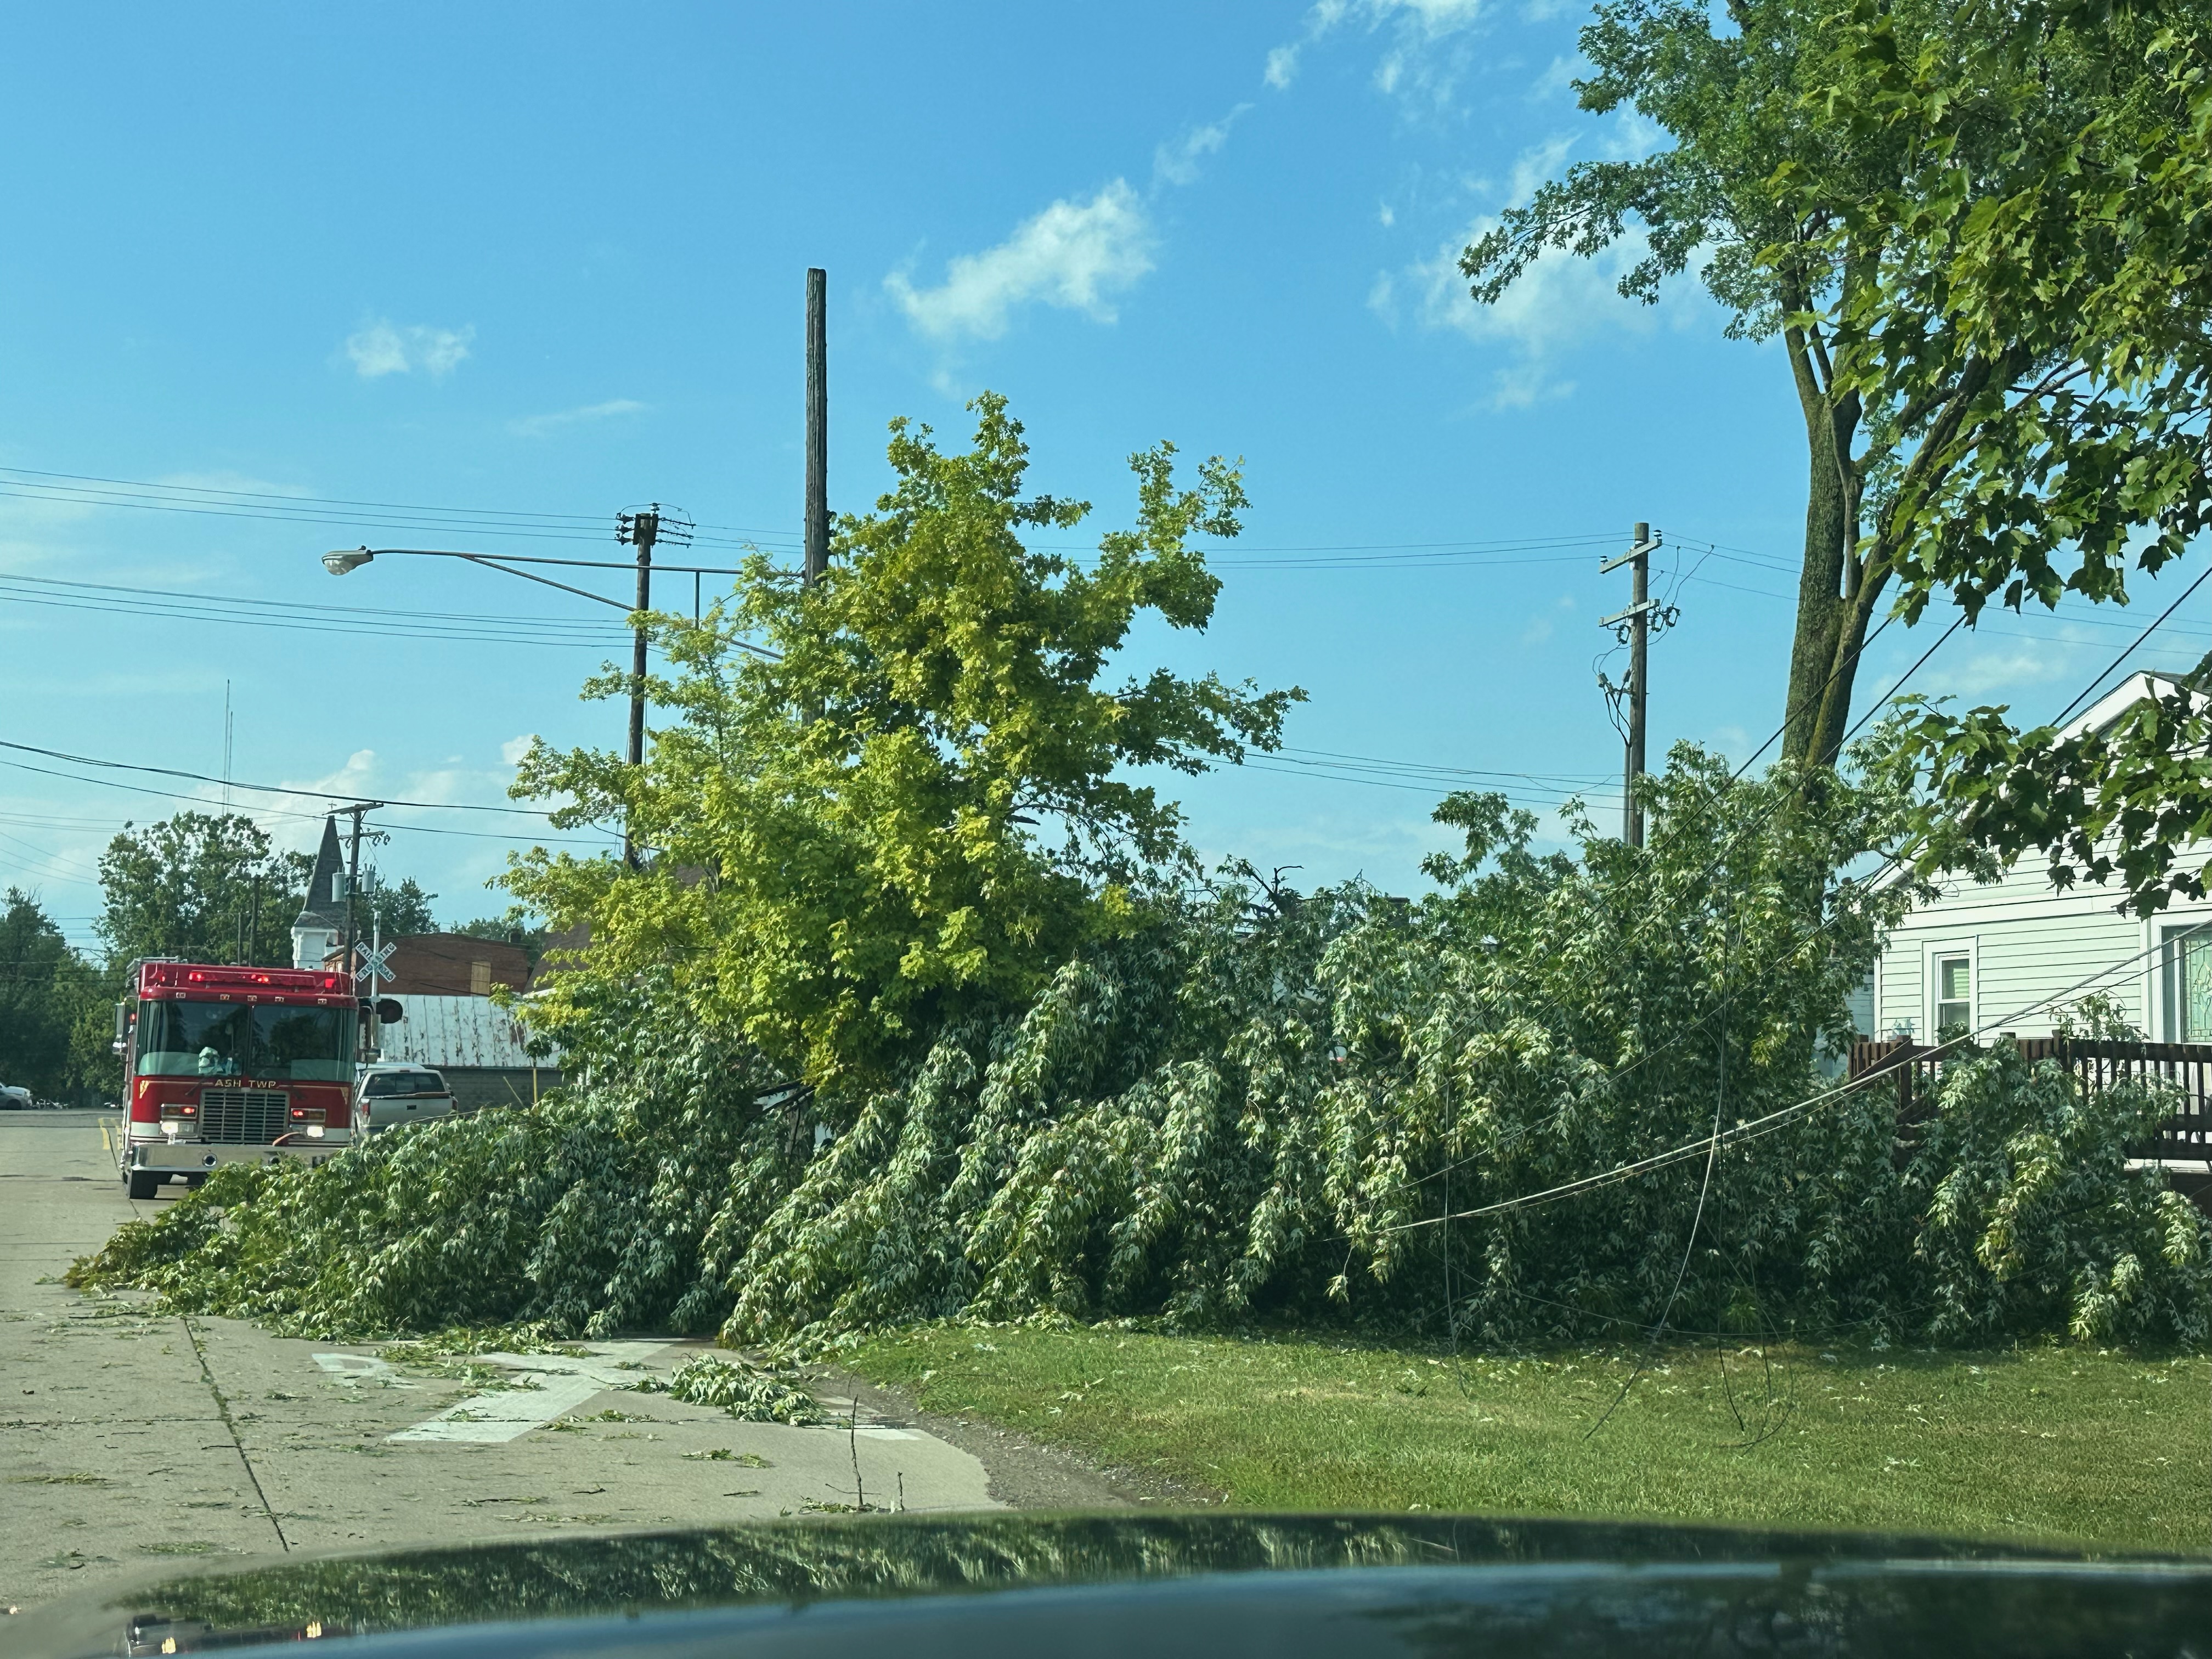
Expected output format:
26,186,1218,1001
376,995,558,1069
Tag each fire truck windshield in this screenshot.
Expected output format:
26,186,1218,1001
135,1000,354,1082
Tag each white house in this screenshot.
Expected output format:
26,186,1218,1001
1864,673,2212,1045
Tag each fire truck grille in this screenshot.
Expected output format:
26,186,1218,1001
197,1089,290,1144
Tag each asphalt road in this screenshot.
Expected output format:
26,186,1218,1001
0,1111,1013,1617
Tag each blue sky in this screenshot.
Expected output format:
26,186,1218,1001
1,2,2201,950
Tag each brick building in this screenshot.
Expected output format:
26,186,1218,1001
377,933,532,998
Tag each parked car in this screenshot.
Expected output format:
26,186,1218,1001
0,1083,32,1110
354,1064,458,1133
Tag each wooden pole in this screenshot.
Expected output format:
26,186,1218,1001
805,268,829,586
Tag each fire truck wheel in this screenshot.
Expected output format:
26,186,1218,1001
125,1167,163,1200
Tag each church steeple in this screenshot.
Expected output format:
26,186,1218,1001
291,816,346,969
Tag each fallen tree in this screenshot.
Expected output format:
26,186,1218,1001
70,399,2211,1349
74,761,2210,1350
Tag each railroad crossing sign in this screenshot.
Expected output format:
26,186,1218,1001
356,943,396,983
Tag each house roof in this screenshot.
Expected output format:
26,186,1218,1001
2059,669,2188,742
293,816,347,932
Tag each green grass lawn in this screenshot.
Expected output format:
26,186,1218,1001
850,1327,2210,1552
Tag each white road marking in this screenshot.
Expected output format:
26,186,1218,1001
387,1374,611,1443
385,1341,669,1444
312,1352,402,1385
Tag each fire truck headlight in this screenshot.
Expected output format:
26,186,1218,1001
304,1124,326,1138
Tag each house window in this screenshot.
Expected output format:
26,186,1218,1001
1934,953,1972,1037
470,960,492,996
2163,925,2212,1042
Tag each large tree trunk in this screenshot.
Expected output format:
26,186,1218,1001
1778,322,1880,768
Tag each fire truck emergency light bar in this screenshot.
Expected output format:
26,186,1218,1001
140,963,353,995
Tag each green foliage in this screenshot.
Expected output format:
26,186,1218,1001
1460,0,2202,766
95,811,311,967
506,393,1299,1092
1816,5,2212,909
1820,3,2212,625
630,1355,823,1424
719,747,1918,1346
450,907,549,968
71,746,2205,1350
62,397,2207,1357
363,874,439,939
1911,1046,2209,1345
0,888,108,1100
71,992,789,1339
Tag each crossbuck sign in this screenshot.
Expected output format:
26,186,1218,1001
355,943,396,983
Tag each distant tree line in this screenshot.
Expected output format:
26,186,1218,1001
0,809,522,1104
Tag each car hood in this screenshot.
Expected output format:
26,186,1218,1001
13,1511,2208,1658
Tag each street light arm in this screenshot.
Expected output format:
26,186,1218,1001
334,546,766,578
322,545,783,659
457,554,635,612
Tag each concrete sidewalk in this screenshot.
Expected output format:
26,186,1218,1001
0,1111,997,1617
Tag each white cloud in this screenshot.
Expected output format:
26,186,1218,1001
1387,137,1707,407
345,318,474,379
1379,202,1396,227
1408,223,1664,405
501,734,538,766
1600,110,1667,161
509,398,647,439
1263,0,1489,107
292,748,382,798
1507,133,1577,207
1926,645,2083,699
1367,270,1401,325
1154,106,1250,187
1528,54,1582,100
886,181,1155,342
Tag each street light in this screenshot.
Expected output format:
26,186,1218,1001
321,529,775,865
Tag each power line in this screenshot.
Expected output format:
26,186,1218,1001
1397,552,2200,1213
2045,565,2212,729
0,570,630,635
1387,928,2176,1234
0,738,555,817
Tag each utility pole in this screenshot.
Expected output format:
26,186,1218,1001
804,267,829,587
336,802,383,978
1600,522,1662,848
616,505,693,868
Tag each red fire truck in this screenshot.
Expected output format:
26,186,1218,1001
113,959,370,1199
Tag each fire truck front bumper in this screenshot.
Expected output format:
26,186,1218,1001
127,1135,352,1175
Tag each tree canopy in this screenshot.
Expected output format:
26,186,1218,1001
363,874,438,940
1814,3,2212,912
95,812,311,968
74,746,2210,1348
1462,0,2199,768
0,889,105,1100
506,394,1301,1090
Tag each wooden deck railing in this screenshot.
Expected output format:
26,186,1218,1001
1846,1037,2212,1164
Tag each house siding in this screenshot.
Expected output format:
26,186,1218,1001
1870,859,2212,1040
